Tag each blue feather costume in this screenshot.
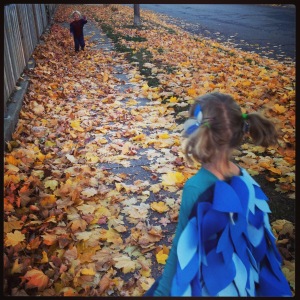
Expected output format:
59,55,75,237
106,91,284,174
170,168,292,296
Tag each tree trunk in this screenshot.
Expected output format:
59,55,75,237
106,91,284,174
133,4,141,26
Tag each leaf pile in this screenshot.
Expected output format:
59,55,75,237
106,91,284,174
4,4,295,296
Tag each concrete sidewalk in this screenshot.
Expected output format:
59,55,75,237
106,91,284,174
4,15,179,286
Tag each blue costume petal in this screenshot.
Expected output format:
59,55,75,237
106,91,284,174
177,217,198,270
212,181,243,213
254,184,268,200
255,198,271,213
170,168,292,297
202,249,236,295
230,176,249,216
247,223,265,247
258,263,292,296
218,282,239,296
252,234,267,262
248,207,264,229
216,224,234,264
232,252,249,296
202,210,228,243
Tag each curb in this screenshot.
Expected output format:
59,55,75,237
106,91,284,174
3,59,34,144
4,19,56,145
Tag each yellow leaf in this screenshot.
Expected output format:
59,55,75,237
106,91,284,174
31,170,44,179
149,183,161,193
4,174,21,186
273,104,286,114
158,133,169,139
81,268,96,275
5,230,25,247
32,103,45,115
141,269,151,278
242,80,251,86
106,228,123,245
162,172,185,186
85,153,99,163
11,259,23,274
142,83,149,91
95,206,112,217
81,187,98,198
45,141,56,147
77,204,96,214
40,194,56,207
156,250,168,265
74,231,93,241
132,133,146,141
126,99,138,106
70,120,85,132
70,218,87,232
169,96,178,103
150,201,169,213
40,251,49,263
259,162,271,169
103,71,109,82
113,255,136,274
36,152,46,162
187,88,197,97
44,179,58,191
5,164,20,173
140,278,155,290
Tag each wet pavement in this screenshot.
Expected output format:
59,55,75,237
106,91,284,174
132,4,296,62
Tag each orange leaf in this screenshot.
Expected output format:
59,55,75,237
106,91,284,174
23,269,49,291
27,236,42,250
42,233,57,245
5,155,19,166
269,167,282,175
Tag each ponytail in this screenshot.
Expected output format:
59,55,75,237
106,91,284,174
246,113,278,147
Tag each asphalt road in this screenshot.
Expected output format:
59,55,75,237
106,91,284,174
135,4,296,62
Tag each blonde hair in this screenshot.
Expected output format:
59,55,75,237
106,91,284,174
72,10,81,18
183,92,278,169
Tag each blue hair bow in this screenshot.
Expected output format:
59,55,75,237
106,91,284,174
184,104,203,135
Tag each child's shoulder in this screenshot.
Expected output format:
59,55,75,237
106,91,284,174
184,167,218,191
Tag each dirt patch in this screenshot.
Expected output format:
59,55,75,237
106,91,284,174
253,173,295,223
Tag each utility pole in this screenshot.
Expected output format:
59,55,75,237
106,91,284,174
133,4,141,26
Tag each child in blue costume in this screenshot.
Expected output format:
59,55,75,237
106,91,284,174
70,10,87,52
145,92,292,297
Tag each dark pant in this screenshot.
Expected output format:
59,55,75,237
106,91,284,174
74,35,85,51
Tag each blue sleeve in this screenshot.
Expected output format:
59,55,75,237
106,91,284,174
153,186,202,296
70,23,73,34
82,18,87,25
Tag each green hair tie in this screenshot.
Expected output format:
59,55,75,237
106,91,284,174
242,113,248,120
203,121,210,128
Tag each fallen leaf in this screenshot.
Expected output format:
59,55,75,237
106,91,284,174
22,269,49,291
5,230,25,247
156,249,168,265
150,201,169,213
